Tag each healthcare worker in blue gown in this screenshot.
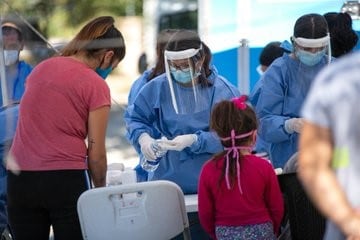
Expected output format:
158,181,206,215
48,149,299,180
249,41,291,157
0,21,32,235
126,29,224,183
126,29,178,182
256,13,332,169
125,29,240,194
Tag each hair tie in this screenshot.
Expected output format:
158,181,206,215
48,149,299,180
232,95,247,110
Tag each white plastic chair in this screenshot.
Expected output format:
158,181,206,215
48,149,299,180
77,180,191,240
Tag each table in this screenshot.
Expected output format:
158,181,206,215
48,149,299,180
184,194,198,213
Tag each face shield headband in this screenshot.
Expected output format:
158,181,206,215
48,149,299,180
292,34,331,64
164,47,201,60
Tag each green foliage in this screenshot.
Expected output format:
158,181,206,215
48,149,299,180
1,0,143,37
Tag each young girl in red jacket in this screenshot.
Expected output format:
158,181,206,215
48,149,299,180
198,96,284,240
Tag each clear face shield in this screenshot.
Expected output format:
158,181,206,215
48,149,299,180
291,34,331,95
1,23,27,105
292,34,331,66
164,47,210,115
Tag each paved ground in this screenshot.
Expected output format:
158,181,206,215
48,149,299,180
106,102,138,169
105,71,140,170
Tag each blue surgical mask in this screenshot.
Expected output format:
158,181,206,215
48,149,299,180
170,67,192,84
95,66,112,79
295,49,326,66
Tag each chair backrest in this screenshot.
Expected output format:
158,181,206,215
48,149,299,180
77,180,191,240
277,173,326,240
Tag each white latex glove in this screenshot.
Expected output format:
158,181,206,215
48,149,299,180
158,134,198,151
153,136,169,158
284,118,304,134
138,133,156,160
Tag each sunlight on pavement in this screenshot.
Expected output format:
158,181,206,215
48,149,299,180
105,72,140,170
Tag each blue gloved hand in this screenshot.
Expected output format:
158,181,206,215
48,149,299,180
158,134,198,151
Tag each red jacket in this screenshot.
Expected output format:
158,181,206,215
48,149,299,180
198,154,284,239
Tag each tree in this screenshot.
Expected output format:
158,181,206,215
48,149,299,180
1,0,143,37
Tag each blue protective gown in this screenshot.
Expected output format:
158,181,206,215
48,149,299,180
0,61,33,106
0,104,19,233
125,69,160,182
256,54,329,168
249,77,271,155
127,69,153,106
125,72,240,194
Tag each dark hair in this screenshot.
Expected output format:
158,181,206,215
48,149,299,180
165,29,212,87
201,41,213,77
166,29,201,51
293,13,329,39
259,41,288,67
324,12,358,57
61,16,126,62
210,97,258,187
148,29,178,80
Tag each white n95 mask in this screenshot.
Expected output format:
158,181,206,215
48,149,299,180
4,50,19,66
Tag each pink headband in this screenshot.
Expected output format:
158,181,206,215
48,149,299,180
220,129,254,194
232,95,247,110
